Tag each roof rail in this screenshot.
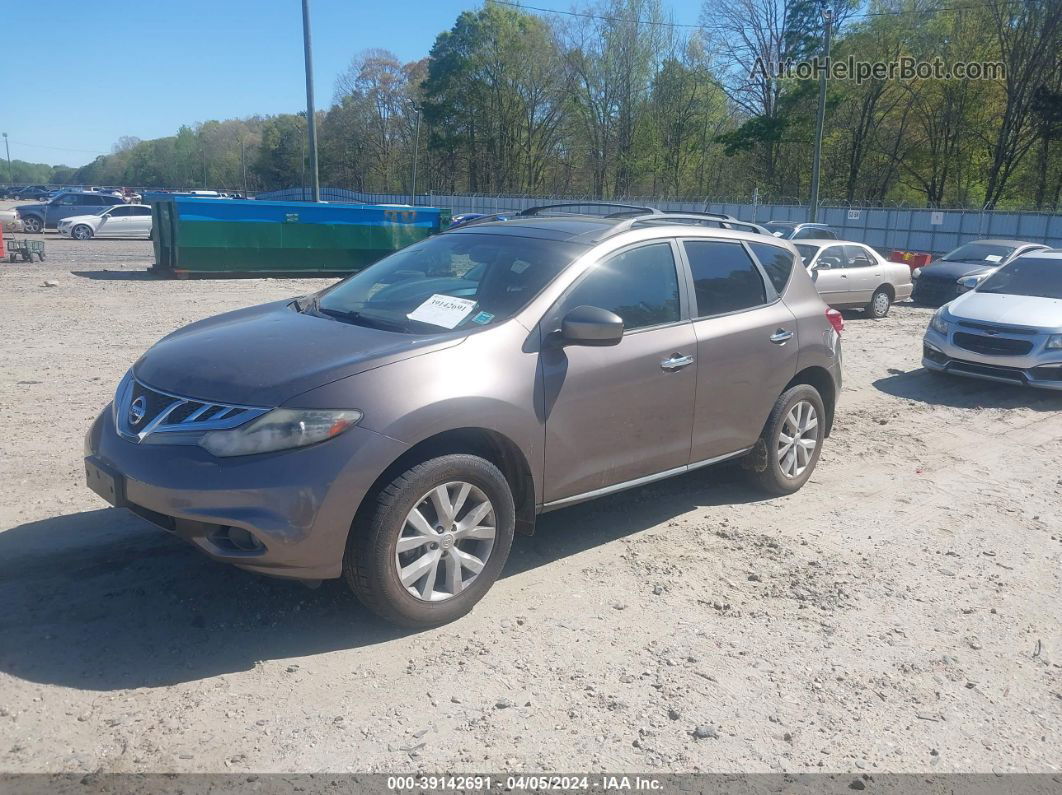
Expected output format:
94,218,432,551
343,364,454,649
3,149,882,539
518,202,659,218
594,212,770,240
656,209,736,221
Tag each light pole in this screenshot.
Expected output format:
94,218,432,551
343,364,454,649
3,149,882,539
2,133,11,183
409,101,422,206
301,0,321,202
808,2,833,223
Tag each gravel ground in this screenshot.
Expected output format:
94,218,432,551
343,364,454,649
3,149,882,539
1,206,1060,775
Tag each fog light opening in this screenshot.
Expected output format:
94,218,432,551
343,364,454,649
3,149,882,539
213,526,265,553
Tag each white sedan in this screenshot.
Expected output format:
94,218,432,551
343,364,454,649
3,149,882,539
57,204,153,240
794,239,914,318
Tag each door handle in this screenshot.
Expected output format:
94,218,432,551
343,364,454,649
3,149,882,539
660,354,695,371
770,329,794,344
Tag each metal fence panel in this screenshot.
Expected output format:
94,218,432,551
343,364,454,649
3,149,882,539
255,188,1062,254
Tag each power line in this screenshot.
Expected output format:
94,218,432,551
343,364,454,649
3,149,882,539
8,140,106,155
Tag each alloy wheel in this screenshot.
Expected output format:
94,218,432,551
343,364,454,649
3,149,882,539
777,400,818,478
394,481,497,602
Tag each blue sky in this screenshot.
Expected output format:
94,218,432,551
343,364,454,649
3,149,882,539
6,0,702,168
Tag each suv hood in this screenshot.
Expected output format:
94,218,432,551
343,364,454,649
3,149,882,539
948,291,1062,331
13,203,46,215
921,260,996,281
133,300,465,406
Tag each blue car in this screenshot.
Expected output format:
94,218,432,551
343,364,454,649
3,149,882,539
15,191,125,233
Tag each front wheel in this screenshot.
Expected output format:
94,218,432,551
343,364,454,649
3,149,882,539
745,384,826,496
72,224,93,240
22,216,42,234
866,287,891,318
344,454,515,627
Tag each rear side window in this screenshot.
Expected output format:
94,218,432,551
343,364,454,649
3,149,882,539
133,206,152,216
683,240,767,317
563,242,680,331
845,245,875,267
748,242,795,293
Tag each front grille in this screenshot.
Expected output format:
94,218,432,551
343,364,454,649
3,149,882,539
948,359,1026,384
117,377,269,442
953,332,1032,357
957,320,1036,336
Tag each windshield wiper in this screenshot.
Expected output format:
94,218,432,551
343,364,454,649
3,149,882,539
318,307,409,332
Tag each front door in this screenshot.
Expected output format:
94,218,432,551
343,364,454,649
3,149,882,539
810,244,850,304
541,241,697,503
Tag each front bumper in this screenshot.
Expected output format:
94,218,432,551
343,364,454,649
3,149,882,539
922,329,1062,391
911,278,960,306
86,405,408,580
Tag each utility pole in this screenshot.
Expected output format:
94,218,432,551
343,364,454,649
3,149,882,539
409,101,422,206
808,2,833,223
2,133,11,183
301,0,321,202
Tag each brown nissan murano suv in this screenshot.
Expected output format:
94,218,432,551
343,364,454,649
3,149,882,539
85,206,844,627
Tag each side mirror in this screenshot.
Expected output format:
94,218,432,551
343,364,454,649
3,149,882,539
560,305,624,347
958,275,981,290
815,260,831,270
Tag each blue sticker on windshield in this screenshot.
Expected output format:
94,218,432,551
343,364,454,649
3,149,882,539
470,311,495,325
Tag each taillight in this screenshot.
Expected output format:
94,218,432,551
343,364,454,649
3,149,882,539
826,308,844,334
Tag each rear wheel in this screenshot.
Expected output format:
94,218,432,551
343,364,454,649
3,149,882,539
22,215,42,234
72,224,93,240
866,287,892,318
344,454,515,627
745,384,826,496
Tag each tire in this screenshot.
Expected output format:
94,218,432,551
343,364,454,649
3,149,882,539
745,384,826,496
22,216,42,234
866,287,892,318
344,454,515,628
72,224,93,241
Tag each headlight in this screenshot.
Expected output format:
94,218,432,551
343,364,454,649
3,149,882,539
198,408,362,457
929,308,950,335
1046,335,1062,350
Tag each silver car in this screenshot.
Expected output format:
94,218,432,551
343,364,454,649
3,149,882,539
923,251,1062,390
795,240,913,318
85,211,843,627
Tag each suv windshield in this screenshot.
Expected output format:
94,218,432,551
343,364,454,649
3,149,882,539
765,223,795,237
314,232,586,333
942,242,1014,263
976,257,1062,299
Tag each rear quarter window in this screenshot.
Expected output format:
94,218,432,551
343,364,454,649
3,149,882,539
748,242,796,293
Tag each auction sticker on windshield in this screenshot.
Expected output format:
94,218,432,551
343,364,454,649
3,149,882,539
408,294,478,329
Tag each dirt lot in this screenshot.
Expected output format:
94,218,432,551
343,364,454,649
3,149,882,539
1,204,1060,775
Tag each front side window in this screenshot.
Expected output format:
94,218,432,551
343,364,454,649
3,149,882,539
316,232,586,334
817,245,846,270
56,194,79,205
684,240,767,317
561,242,680,331
108,206,133,217
748,241,795,293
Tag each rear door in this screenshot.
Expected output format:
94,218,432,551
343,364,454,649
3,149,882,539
129,205,153,236
843,244,882,303
541,240,697,503
683,238,799,460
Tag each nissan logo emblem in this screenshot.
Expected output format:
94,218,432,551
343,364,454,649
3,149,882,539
128,396,147,426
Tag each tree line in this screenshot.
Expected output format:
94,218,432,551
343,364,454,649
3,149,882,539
28,0,1062,209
